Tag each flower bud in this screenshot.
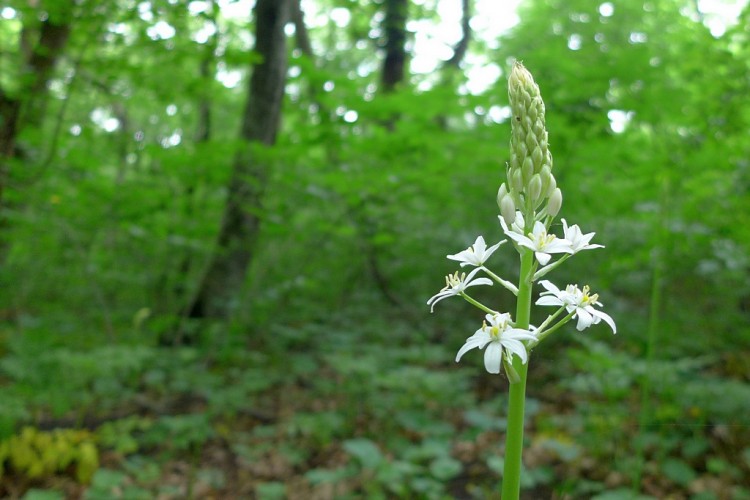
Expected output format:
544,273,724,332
511,168,524,194
539,164,552,195
508,61,554,199
496,183,508,210
547,188,562,217
521,157,534,184
528,174,543,204
500,194,516,226
546,173,557,197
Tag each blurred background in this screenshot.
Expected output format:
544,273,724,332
1,0,749,498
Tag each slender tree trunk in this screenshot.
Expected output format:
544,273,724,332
444,0,471,69
0,8,71,220
381,0,409,92
187,0,290,319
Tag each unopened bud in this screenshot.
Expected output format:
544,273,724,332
539,165,552,194
496,183,508,209
522,157,534,184
547,188,562,217
500,194,516,226
511,168,524,194
546,173,557,197
532,147,543,168
528,174,543,204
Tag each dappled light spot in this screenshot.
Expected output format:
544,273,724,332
628,32,647,44
1,7,16,19
330,8,351,28
147,20,176,41
161,130,182,148
607,109,633,134
191,22,216,44
567,33,582,51
138,2,154,22
599,2,614,17
216,66,242,89
188,1,209,16
488,105,511,124
90,108,120,132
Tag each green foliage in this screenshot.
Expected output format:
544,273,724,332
1,0,750,497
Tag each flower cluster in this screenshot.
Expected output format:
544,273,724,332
426,62,616,376
427,216,614,373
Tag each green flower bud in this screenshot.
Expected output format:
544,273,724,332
511,169,524,194
497,183,508,210
528,174,543,204
539,164,552,195
546,173,557,197
508,61,553,200
547,188,562,217
531,147,543,168
500,194,516,226
521,157,534,184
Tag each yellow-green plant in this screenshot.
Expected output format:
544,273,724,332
0,426,99,484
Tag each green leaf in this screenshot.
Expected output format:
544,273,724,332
661,458,697,486
343,438,383,470
22,490,65,500
428,456,462,481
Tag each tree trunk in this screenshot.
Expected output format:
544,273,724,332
444,0,471,69
187,0,290,320
381,0,409,92
0,13,71,208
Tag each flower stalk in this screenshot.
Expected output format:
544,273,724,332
426,61,615,500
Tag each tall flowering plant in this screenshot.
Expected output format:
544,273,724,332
427,62,616,499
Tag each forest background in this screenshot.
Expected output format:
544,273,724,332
1,0,749,498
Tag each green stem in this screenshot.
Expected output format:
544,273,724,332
528,309,575,349
481,266,519,295
501,248,534,500
461,292,496,315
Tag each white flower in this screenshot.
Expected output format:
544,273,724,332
536,280,616,333
427,268,492,312
561,219,604,253
447,236,505,267
498,210,525,236
455,313,537,374
502,219,572,266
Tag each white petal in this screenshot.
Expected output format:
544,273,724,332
538,280,560,294
531,221,547,237
506,231,532,247
506,328,537,342
464,277,493,288
536,296,563,307
426,291,454,312
455,331,491,362
501,338,528,364
472,236,487,254
483,341,503,374
592,309,617,333
575,308,594,330
446,250,469,263
483,240,505,260
544,238,574,254
535,252,552,266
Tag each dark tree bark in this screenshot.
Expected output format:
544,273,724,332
290,0,313,58
380,0,409,92
444,0,471,69
0,12,71,208
187,0,290,319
